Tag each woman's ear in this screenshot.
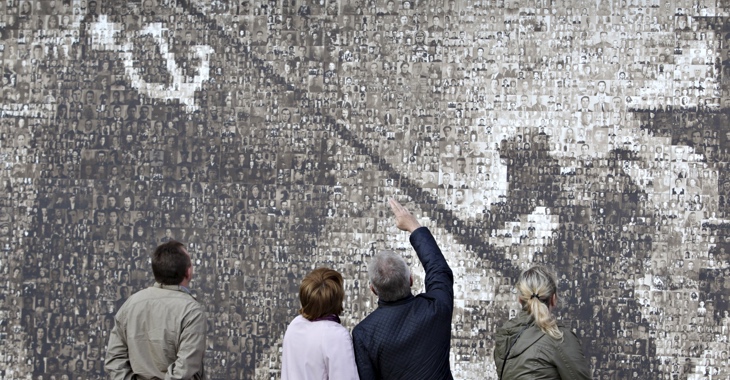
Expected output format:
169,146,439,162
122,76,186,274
550,293,558,309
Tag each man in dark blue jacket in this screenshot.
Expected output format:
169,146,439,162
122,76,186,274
353,198,454,379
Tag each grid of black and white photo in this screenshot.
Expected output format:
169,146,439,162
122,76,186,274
1,0,730,378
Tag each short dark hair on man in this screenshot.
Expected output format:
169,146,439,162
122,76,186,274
151,240,190,285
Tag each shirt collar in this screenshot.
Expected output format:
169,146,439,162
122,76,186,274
377,293,415,307
153,282,193,296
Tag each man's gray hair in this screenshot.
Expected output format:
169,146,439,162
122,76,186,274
369,250,411,302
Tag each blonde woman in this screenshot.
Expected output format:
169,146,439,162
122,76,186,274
282,267,359,380
493,266,591,379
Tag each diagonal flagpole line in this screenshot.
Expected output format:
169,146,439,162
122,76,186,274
172,0,522,271
167,0,517,262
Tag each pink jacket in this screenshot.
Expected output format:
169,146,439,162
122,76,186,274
282,315,360,380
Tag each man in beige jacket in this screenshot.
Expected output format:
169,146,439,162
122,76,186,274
105,240,206,380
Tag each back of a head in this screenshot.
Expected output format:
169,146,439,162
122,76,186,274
369,250,411,302
299,267,344,320
515,265,563,340
151,240,190,285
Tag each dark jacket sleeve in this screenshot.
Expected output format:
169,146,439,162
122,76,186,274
410,227,453,311
555,329,592,380
352,327,377,380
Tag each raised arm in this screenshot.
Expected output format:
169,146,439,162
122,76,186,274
389,199,453,306
410,226,453,301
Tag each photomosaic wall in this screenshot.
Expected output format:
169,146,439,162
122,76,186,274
1,0,729,378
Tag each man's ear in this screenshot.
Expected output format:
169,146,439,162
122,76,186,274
409,274,413,287
370,284,378,296
185,266,193,281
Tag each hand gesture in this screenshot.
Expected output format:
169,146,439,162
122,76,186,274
388,198,421,233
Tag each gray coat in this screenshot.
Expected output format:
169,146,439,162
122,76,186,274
493,311,591,380
105,283,207,380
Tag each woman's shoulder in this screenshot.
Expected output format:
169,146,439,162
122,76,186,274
290,315,350,332
494,317,527,337
326,321,353,336
289,314,308,324
314,320,354,346
557,324,579,336
285,316,351,342
541,326,583,349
